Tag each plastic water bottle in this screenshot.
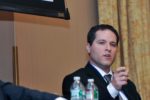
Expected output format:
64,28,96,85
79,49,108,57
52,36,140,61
70,76,85,100
86,79,99,100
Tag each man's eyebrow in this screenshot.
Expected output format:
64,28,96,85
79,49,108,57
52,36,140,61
110,41,117,44
96,39,106,41
95,39,117,43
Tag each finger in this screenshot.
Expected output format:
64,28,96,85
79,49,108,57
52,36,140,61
120,75,128,81
116,67,129,76
116,67,126,73
118,71,128,77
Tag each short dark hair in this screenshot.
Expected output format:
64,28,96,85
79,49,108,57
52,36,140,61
87,24,120,45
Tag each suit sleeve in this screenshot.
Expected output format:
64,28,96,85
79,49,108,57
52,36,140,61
2,82,59,100
125,80,141,100
62,75,73,100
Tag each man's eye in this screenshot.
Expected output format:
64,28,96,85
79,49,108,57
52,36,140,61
111,43,117,47
97,41,105,44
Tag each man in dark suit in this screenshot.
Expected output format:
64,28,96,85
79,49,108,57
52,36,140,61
62,24,141,100
0,80,66,100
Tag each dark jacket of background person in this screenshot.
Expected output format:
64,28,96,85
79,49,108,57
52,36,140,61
0,80,59,100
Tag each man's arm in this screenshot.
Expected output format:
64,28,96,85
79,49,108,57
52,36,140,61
62,75,73,100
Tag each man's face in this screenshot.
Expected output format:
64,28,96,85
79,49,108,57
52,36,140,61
87,29,118,68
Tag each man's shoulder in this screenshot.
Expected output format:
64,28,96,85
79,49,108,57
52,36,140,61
62,66,89,94
64,67,86,79
64,62,92,78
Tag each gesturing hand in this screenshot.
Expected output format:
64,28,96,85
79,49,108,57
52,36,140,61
111,67,128,90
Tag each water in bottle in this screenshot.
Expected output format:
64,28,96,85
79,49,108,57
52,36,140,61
70,76,85,100
86,79,99,100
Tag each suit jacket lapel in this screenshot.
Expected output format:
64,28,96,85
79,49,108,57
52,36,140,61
84,62,115,100
84,62,108,87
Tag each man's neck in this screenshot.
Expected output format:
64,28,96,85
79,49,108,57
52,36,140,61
89,60,111,73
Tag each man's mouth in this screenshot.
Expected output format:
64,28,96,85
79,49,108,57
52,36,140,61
104,54,111,57
103,54,112,59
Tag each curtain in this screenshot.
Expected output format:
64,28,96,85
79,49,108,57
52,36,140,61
97,0,150,99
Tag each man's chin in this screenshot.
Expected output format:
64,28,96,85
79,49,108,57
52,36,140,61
102,62,112,67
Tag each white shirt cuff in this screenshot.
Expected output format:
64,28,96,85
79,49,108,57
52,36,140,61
107,83,119,98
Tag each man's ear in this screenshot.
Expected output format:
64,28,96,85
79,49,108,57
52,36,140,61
86,43,91,53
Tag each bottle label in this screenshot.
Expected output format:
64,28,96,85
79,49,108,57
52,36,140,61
71,89,80,99
86,89,99,100
94,90,99,100
86,90,93,100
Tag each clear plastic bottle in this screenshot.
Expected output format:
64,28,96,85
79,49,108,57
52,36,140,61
70,76,85,100
86,79,99,100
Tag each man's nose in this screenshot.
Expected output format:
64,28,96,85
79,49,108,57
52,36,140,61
105,44,111,52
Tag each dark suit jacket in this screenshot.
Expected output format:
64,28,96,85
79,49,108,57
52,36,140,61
62,62,141,100
0,80,59,100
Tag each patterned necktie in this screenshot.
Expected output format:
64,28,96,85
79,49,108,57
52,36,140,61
104,74,112,84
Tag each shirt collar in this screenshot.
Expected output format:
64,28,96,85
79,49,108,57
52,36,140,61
90,62,113,77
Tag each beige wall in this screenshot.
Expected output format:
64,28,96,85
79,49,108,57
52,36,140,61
0,11,14,82
14,0,98,95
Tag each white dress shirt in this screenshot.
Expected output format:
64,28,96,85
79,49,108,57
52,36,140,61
90,63,128,100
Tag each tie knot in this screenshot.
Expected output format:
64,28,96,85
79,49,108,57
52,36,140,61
104,74,112,83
